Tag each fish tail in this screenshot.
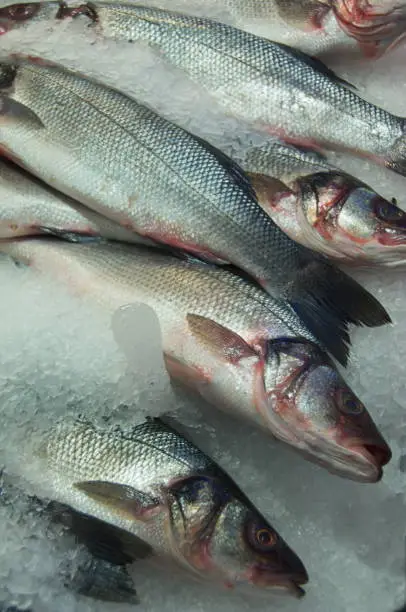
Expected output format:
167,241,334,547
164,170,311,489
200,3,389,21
385,121,406,176
283,260,391,366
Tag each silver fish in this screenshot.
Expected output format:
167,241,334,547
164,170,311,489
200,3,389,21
16,2,406,175
1,1,405,59
0,237,392,482
0,56,391,365
244,145,406,266
32,415,309,595
0,157,151,243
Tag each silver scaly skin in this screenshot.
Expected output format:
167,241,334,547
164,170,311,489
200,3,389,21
0,56,392,365
7,3,406,172
0,237,392,482
244,145,406,266
0,157,152,243
33,415,309,595
0,1,405,58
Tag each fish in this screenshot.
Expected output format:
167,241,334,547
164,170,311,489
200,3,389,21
244,144,406,266
11,3,406,176
0,56,391,366
0,157,153,244
29,415,309,596
0,1,405,59
0,237,392,482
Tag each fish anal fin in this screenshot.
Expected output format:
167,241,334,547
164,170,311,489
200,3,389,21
187,314,257,364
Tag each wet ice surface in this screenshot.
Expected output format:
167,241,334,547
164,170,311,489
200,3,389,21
0,1,405,611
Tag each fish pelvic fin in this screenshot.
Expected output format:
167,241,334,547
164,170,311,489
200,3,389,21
284,258,391,366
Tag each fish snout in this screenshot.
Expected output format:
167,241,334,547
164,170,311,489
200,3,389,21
340,434,392,482
250,544,309,596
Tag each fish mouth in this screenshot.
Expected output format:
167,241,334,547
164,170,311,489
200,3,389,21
250,566,308,598
290,431,392,483
333,437,392,483
249,543,309,597
378,224,406,250
342,440,392,482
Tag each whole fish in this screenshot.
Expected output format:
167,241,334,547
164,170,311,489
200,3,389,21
0,56,391,366
0,237,392,482
11,3,406,177
0,157,151,243
29,415,309,596
0,1,405,59
244,144,406,266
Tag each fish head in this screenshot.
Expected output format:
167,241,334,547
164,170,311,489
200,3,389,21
295,171,406,265
168,475,307,596
331,0,406,57
0,2,61,34
259,339,391,482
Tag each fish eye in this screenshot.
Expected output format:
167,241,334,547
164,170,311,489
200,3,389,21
246,520,278,552
375,199,405,223
2,3,39,21
338,389,364,415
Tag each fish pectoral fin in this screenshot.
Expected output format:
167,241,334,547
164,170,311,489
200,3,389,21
186,314,258,363
247,172,292,209
0,95,44,129
74,481,161,521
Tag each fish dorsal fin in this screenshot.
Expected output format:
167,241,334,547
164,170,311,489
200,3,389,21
192,134,259,202
187,314,258,363
276,43,356,90
146,415,197,445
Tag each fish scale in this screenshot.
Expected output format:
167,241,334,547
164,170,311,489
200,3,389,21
0,57,391,365
0,238,392,483
0,157,155,242
35,416,309,595
2,60,298,282
48,419,211,487
87,3,405,162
